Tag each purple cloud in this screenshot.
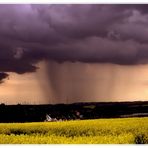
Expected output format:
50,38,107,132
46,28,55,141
1,4,148,82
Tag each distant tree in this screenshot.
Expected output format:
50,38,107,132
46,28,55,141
0,103,5,106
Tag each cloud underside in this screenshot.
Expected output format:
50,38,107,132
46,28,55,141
0,72,9,83
1,4,148,81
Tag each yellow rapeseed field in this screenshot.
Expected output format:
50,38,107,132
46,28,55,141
0,117,147,144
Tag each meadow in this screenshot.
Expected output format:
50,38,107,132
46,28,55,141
0,117,147,144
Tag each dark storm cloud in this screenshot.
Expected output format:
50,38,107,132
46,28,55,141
0,72,9,83
1,4,148,78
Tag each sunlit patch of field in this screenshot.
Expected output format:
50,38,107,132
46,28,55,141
0,117,148,144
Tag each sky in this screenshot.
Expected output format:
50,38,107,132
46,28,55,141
0,4,148,104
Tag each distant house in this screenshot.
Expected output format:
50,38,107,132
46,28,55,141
45,114,57,122
45,114,52,121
